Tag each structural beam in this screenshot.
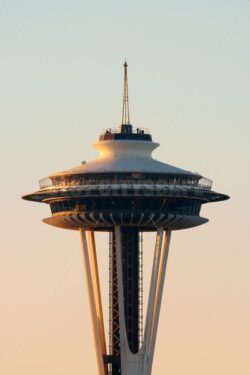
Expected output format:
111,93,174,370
145,230,171,375
80,229,108,375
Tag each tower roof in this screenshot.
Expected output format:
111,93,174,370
50,139,198,177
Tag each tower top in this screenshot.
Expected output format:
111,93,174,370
100,61,152,141
122,59,130,128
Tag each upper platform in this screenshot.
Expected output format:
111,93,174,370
99,124,152,141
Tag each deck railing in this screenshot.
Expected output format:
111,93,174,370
39,176,212,191
100,126,151,136
198,178,213,190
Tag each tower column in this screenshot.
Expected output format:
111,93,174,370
110,227,141,374
142,229,171,375
80,229,108,375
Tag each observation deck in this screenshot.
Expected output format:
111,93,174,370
38,174,213,191
22,125,228,231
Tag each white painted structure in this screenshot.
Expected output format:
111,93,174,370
52,139,196,176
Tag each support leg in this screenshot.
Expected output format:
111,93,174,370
142,229,171,375
147,230,171,374
142,228,164,372
80,229,107,375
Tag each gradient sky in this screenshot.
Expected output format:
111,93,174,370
0,1,250,374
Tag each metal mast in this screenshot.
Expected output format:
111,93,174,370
122,60,130,125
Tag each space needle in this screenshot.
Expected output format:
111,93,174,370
22,61,229,375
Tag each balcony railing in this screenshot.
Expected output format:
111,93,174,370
39,176,213,191
198,178,213,190
100,126,151,136
39,177,53,189
99,126,152,141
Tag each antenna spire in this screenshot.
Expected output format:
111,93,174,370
122,59,130,125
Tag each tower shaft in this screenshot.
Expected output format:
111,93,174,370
110,228,141,374
122,228,140,354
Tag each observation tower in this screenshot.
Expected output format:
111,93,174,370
22,61,229,375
